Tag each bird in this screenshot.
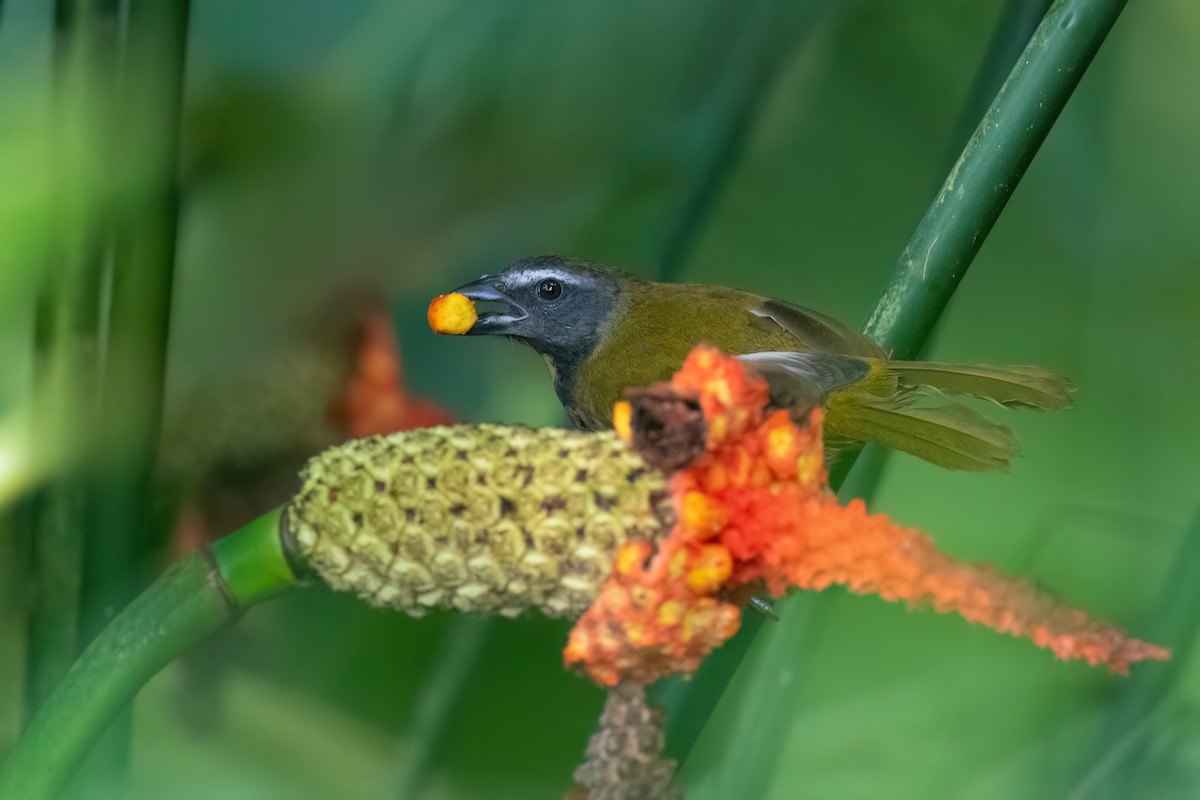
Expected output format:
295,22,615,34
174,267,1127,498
439,255,1074,472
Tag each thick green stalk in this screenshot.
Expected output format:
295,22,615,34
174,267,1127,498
25,485,88,715
829,0,1050,493
0,510,293,800
663,0,1129,768
79,0,190,647
24,0,121,718
66,3,190,788
0,501,31,753
945,0,1055,170
863,0,1127,358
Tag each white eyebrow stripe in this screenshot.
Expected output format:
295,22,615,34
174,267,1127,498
507,267,580,285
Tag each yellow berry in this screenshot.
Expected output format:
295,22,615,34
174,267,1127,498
427,292,478,335
615,541,651,576
796,452,821,484
612,400,632,440
681,490,726,539
657,600,683,626
767,423,797,461
668,549,688,580
685,544,733,595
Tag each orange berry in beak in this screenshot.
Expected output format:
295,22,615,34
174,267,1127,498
427,292,478,335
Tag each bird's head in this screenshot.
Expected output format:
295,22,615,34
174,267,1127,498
452,255,628,369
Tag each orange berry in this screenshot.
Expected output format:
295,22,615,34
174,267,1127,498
669,549,688,580
704,463,728,492
704,377,733,408
764,419,799,478
681,490,727,539
728,448,752,487
749,461,772,488
615,541,652,576
657,600,683,626
796,452,822,485
624,622,649,646
685,544,733,594
691,348,717,371
427,292,478,335
612,400,632,440
708,413,729,443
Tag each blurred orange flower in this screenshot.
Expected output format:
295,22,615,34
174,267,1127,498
330,311,454,438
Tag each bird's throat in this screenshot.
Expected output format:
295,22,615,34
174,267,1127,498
533,344,588,425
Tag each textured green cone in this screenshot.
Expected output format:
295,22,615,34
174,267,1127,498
283,424,674,618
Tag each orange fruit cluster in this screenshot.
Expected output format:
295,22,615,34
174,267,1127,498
565,345,1168,687
565,346,825,686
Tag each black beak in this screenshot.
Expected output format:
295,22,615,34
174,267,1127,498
453,275,528,335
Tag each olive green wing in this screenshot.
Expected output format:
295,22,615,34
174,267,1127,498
737,351,872,415
749,298,885,359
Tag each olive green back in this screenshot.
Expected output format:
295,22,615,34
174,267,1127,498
572,279,879,429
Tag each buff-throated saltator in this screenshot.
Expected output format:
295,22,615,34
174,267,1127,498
443,255,1073,471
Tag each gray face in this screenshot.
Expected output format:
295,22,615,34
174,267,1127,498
453,255,625,390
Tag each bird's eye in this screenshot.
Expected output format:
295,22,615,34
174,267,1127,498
536,279,563,301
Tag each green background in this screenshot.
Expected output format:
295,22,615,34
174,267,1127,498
1,1,1198,797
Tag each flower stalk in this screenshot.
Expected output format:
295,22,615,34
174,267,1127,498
0,510,292,800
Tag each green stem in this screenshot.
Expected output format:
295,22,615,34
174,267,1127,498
67,3,190,787
828,0,1048,489
945,0,1054,170
662,0,1129,766
24,0,121,719
79,0,190,645
0,501,31,752
25,485,88,716
0,509,293,800
825,0,1051,496
863,0,1127,359
210,510,296,607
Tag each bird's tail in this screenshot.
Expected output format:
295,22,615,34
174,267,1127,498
827,393,1021,472
888,361,1075,410
826,361,1072,471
